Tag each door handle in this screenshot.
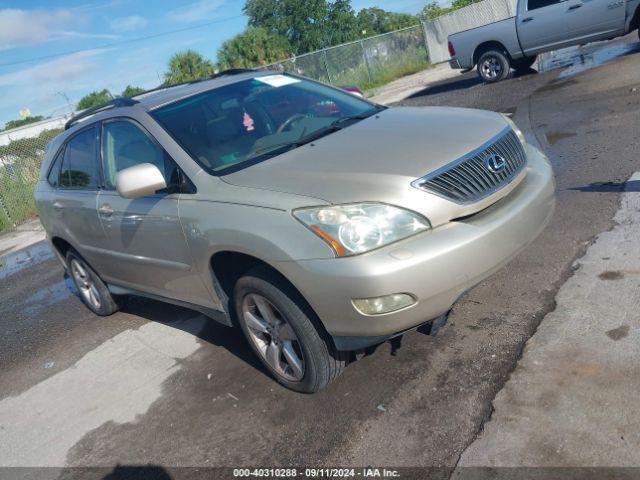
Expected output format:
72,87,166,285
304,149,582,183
521,17,534,22
568,4,582,9
53,201,63,211
98,204,114,217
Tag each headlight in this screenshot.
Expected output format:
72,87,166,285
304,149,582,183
294,203,431,257
501,114,526,145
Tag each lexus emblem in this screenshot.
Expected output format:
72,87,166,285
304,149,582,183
484,153,507,173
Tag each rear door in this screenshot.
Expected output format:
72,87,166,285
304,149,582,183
53,125,106,268
568,0,626,41
95,118,209,305
517,0,577,54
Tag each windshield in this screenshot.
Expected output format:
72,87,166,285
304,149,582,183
150,74,382,174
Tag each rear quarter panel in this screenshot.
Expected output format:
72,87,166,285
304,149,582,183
449,17,522,69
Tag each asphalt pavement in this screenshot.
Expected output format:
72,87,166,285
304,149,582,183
1,34,640,479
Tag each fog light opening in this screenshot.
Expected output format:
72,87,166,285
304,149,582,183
352,293,416,316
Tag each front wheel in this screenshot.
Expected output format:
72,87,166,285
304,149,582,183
234,267,347,393
477,50,511,83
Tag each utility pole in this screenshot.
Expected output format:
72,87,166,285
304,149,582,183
57,92,74,115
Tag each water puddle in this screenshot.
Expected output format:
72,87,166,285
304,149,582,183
22,277,76,317
539,41,640,78
546,132,577,145
0,242,54,281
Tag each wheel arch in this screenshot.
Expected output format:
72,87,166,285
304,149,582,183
629,4,640,31
473,41,511,66
209,250,337,348
50,236,77,267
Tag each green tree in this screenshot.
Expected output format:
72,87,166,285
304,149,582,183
121,85,145,97
356,7,419,36
244,0,357,54
420,0,477,21
217,27,291,69
326,0,359,44
76,89,112,110
451,0,481,8
163,50,215,86
3,115,45,131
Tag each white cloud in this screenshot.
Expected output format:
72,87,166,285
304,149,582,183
0,8,117,50
110,15,148,32
167,0,229,23
0,49,108,88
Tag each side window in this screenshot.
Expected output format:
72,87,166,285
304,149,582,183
47,147,65,187
102,120,178,190
59,127,100,189
528,0,561,10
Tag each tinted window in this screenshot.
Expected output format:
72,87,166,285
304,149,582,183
47,148,64,187
102,120,178,189
151,75,381,174
528,0,561,10
59,127,100,189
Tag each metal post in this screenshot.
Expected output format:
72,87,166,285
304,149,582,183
419,21,431,63
0,193,15,230
360,40,373,85
322,48,333,85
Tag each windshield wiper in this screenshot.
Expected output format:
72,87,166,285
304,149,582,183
329,107,383,128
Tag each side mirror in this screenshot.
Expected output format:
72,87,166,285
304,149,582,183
116,163,167,199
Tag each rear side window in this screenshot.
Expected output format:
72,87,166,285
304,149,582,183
59,127,100,189
46,148,64,187
101,120,179,189
527,0,561,10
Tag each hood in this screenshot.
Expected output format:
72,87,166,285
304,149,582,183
222,106,510,205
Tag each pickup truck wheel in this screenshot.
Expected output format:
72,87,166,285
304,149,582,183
66,250,120,316
477,50,510,83
234,267,347,393
512,55,537,71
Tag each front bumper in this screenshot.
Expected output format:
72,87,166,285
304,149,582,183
275,145,555,345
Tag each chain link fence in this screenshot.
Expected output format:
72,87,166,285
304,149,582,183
0,129,60,233
262,25,430,91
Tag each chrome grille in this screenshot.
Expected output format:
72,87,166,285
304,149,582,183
413,129,527,204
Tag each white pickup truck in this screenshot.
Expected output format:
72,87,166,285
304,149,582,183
448,0,640,82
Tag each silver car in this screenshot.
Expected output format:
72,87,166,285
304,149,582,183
35,70,555,393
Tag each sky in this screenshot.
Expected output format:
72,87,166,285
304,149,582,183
0,0,426,128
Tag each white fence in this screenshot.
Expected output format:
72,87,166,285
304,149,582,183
422,0,518,64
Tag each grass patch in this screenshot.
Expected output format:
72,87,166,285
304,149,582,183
329,47,431,93
0,171,38,233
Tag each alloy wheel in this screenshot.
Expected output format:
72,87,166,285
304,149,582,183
70,259,101,310
481,57,502,80
242,293,305,382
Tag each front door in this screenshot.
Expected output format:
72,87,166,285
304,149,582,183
95,119,208,305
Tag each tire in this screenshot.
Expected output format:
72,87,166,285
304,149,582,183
512,55,537,72
477,50,511,83
234,266,347,393
66,249,120,316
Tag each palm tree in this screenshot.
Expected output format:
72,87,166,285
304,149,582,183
164,50,215,86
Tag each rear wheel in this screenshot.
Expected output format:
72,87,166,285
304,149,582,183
66,250,120,316
513,55,537,71
477,50,511,83
234,267,347,393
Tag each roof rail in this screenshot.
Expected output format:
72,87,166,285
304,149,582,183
130,69,259,100
64,97,139,130
211,68,257,78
